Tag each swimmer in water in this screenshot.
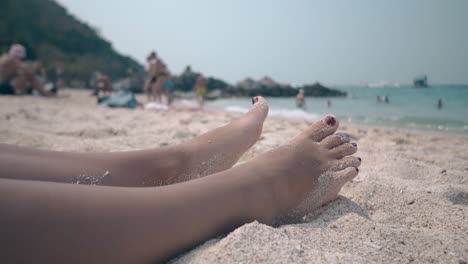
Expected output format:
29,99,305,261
376,95,382,103
296,88,305,108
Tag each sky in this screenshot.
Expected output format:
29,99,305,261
56,0,468,85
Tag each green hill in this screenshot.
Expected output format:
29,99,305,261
0,0,143,85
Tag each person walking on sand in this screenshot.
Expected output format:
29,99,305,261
0,44,53,96
0,96,361,263
194,74,207,109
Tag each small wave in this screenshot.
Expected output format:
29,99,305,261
269,109,319,121
178,99,199,108
224,106,249,114
224,106,319,121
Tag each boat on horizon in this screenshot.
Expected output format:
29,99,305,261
414,75,428,88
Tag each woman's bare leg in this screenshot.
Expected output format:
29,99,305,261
0,97,269,187
0,174,257,264
0,115,359,263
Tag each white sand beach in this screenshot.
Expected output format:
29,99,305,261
1,90,467,263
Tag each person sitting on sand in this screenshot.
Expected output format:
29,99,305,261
0,44,53,96
0,97,360,263
55,62,65,90
33,62,47,86
194,74,207,109
296,88,305,108
94,73,112,98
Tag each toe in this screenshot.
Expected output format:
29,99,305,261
320,132,351,149
252,96,266,105
330,156,361,171
332,167,359,186
302,114,339,142
248,96,269,119
328,142,357,159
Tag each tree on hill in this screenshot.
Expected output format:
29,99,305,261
0,0,143,87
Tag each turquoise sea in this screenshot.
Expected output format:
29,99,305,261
207,85,468,133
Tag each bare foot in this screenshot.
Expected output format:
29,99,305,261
236,115,360,224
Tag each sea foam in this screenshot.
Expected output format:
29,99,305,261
225,106,319,121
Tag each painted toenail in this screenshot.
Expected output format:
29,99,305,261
358,157,361,162
252,96,259,104
352,143,357,147
324,115,336,126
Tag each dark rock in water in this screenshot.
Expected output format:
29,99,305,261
224,77,346,98
169,70,346,98
172,66,230,93
298,82,347,97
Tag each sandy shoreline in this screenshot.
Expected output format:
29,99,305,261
1,90,467,263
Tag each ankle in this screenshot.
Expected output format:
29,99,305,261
236,164,278,225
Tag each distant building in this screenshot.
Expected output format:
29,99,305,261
414,75,428,88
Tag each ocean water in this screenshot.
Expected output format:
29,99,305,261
207,85,468,133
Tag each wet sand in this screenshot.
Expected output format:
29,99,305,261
1,90,467,263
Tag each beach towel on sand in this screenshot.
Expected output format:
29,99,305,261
98,89,139,109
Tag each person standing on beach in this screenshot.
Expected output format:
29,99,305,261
163,76,174,105
194,74,207,109
95,73,112,98
153,57,170,104
0,44,53,96
143,51,158,102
